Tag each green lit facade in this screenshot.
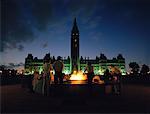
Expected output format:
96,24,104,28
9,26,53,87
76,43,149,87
25,18,126,75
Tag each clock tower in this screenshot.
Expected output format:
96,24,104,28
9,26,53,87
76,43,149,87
71,18,80,72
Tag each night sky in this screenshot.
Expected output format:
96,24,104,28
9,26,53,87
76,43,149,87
1,0,150,70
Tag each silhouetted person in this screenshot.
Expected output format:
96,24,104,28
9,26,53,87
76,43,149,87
84,62,94,85
53,56,64,84
35,72,43,94
43,60,51,96
104,69,112,94
113,73,121,95
104,69,112,84
32,71,40,92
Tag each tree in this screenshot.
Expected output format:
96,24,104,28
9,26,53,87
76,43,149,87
129,62,140,75
140,64,149,75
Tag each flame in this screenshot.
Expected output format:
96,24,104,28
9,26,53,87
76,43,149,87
70,71,87,81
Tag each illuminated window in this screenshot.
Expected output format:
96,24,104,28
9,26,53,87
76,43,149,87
72,33,74,35
74,39,77,42
76,33,78,35
75,44,77,47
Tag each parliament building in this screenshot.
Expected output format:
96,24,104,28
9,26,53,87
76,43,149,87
25,18,126,75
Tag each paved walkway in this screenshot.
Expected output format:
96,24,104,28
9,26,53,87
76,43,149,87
1,84,150,113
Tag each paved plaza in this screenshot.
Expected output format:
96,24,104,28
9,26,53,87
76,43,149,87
1,84,150,113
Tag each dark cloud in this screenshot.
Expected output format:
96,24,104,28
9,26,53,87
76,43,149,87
30,0,53,30
1,0,34,52
2,42,24,52
18,45,24,51
1,0,150,53
1,0,101,52
1,0,53,52
18,62,24,66
5,62,25,69
9,63,15,67
42,43,48,48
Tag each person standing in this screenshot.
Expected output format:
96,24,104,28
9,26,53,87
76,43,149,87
84,62,94,85
53,56,64,84
42,60,51,96
35,72,43,94
32,71,39,92
104,69,113,94
113,72,121,95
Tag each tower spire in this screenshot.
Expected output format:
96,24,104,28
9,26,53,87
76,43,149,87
74,17,77,25
72,17,79,33
71,18,80,72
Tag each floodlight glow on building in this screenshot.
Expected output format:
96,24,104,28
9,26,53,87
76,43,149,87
24,18,126,76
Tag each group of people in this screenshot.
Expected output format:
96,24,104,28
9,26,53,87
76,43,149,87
27,57,121,95
31,59,95,95
104,69,121,94
84,63,121,94
32,56,64,96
